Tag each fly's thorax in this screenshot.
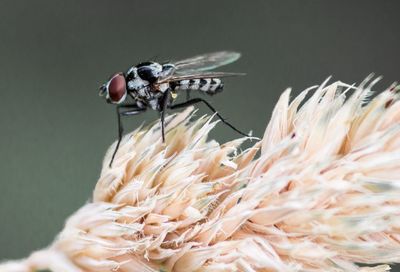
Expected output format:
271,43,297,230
126,62,176,89
130,85,163,107
125,63,175,106
136,62,163,83
171,78,224,95
126,67,148,91
127,77,147,91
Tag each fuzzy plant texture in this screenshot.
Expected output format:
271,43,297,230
1,77,400,272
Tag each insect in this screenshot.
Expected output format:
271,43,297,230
99,51,249,167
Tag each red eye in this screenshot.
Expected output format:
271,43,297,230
108,73,126,103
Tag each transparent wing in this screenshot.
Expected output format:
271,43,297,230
158,71,245,84
173,51,241,73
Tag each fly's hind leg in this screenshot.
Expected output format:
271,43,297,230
169,98,250,137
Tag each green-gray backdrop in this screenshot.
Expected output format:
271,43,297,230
1,0,399,269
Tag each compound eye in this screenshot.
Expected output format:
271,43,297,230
108,73,126,103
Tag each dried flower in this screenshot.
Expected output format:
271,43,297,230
1,77,400,272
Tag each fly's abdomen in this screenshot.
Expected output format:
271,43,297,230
171,78,224,95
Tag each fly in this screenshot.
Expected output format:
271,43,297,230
99,51,249,167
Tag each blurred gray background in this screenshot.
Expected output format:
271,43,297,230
1,0,400,269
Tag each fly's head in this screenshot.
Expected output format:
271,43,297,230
99,73,127,104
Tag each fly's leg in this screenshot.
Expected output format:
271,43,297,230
159,90,171,142
169,98,250,137
109,106,123,168
109,105,146,167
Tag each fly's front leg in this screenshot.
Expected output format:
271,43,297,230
109,104,146,168
109,106,123,168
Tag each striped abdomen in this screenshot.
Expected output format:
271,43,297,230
170,78,224,95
